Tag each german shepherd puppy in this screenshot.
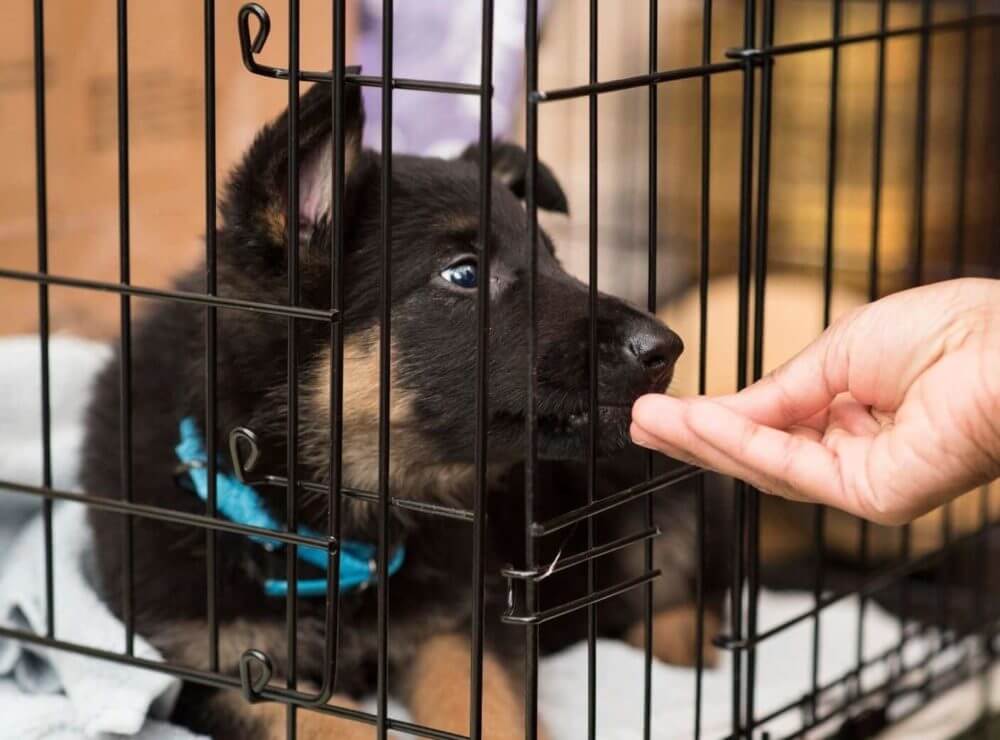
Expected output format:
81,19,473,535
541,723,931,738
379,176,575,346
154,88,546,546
81,82,731,739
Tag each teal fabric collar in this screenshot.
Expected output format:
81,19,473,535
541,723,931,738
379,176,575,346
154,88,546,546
175,417,404,597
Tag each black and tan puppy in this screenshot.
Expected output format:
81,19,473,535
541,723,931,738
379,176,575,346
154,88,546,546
81,82,731,739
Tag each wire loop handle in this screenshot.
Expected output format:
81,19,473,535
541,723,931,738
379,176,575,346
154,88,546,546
238,3,360,82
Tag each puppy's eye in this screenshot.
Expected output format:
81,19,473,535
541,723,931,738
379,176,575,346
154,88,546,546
440,259,478,289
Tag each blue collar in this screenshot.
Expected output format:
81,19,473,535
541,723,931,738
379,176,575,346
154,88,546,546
175,417,404,598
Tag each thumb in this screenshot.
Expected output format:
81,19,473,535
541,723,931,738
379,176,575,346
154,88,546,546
714,327,846,429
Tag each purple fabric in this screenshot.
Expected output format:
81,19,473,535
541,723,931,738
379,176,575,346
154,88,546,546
357,0,551,156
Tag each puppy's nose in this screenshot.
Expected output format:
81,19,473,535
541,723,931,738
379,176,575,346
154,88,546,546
626,325,683,377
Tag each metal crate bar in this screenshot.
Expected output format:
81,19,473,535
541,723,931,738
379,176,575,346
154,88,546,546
717,527,991,652
30,0,54,642
523,2,541,736
375,0,393,735
0,268,339,322
532,14,998,105
202,0,220,676
693,1,713,735
530,465,705,537
503,571,662,626
642,1,659,736
0,624,471,740
116,0,136,658
468,1,495,737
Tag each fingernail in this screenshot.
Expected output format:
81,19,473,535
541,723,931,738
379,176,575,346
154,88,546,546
630,423,655,449
632,393,680,428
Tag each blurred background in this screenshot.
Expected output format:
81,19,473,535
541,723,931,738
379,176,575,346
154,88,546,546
0,0,997,560
0,0,995,335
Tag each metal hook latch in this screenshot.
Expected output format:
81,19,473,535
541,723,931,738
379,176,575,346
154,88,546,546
228,426,261,484
238,3,361,82
239,649,274,703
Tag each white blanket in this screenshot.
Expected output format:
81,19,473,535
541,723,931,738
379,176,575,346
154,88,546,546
0,335,964,739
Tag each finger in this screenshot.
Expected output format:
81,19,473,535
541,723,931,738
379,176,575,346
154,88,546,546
825,393,882,437
630,407,813,505
633,395,851,508
708,328,849,429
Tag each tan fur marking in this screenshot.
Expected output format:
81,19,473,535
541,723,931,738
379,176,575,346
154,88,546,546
263,205,288,244
625,604,721,668
302,331,486,505
407,634,549,740
211,689,374,740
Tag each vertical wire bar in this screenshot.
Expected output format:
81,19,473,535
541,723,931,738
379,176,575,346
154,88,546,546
910,0,932,290
812,0,842,711
202,0,220,674
857,0,889,682
642,1,658,737
952,0,974,283
694,2,713,736
285,2,301,736
897,0,933,678
586,1,599,737
977,484,993,732
746,0,776,728
116,0,136,658
376,1,393,736
524,2,541,737
469,2,494,737
938,504,953,649
732,0,757,733
31,0,54,640
939,0,976,657
324,0,348,705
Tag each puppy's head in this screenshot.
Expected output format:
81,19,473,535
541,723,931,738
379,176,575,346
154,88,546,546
220,82,682,501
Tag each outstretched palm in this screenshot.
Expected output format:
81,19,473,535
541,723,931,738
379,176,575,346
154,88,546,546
631,278,1000,525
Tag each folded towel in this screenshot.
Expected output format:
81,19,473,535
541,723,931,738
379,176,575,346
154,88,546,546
0,504,196,738
0,682,202,740
0,336,206,740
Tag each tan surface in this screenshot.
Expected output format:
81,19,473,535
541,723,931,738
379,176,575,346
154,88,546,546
0,2,357,339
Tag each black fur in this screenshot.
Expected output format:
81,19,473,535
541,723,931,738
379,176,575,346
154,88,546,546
81,81,731,738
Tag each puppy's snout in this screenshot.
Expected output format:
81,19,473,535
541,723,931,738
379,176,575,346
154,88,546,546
625,321,683,386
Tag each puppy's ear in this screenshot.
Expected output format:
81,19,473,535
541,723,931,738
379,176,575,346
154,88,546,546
461,142,569,214
223,81,365,248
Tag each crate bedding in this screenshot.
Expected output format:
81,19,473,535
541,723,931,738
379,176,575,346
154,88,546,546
0,333,967,740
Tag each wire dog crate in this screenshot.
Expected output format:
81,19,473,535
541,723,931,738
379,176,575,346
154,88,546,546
0,1,998,739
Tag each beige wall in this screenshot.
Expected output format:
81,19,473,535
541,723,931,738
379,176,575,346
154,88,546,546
0,2,359,338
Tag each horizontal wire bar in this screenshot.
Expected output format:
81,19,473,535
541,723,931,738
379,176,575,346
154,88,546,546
534,13,998,104
503,527,660,581
534,60,741,102
0,625,468,740
728,13,999,60
531,465,704,536
502,571,661,625
716,526,992,651
348,73,482,96
0,478,331,548
261,67,484,96
0,476,472,541
255,475,474,521
0,268,337,322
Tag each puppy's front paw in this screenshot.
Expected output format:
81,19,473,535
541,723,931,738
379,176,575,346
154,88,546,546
624,604,721,668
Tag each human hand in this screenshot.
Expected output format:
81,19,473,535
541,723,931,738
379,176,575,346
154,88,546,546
630,278,1000,525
